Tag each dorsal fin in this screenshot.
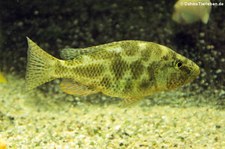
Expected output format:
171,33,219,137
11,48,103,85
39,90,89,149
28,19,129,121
60,79,98,96
60,48,86,60
60,47,101,60
59,41,124,60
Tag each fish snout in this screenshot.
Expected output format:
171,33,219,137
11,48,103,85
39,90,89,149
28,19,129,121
187,63,200,84
192,64,200,78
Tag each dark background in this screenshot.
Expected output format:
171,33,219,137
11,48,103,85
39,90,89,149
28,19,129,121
0,0,224,92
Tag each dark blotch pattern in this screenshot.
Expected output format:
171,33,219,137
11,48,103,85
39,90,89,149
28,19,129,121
123,79,133,93
171,51,177,60
121,42,138,56
111,56,129,80
180,66,191,75
147,61,159,88
74,64,104,78
154,46,162,56
139,78,151,90
100,76,111,89
130,60,144,79
141,48,151,61
162,55,169,60
89,50,119,60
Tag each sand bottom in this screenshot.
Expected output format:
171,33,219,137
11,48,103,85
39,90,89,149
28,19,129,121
0,75,224,148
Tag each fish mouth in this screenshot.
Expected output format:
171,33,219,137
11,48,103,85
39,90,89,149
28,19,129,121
188,66,200,82
193,65,200,77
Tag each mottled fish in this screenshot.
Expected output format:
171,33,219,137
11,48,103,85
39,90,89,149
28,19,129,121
26,37,200,104
172,0,211,24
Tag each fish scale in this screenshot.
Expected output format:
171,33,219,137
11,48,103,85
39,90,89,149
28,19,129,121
25,37,200,104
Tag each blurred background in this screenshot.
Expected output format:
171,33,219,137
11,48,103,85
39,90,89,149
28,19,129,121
0,1,225,148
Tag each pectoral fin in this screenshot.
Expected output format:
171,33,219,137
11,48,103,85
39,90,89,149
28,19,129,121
201,13,210,24
60,79,98,96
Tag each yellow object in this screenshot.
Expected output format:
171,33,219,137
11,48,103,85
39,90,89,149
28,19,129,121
0,73,7,83
26,37,200,104
0,140,6,149
172,0,212,24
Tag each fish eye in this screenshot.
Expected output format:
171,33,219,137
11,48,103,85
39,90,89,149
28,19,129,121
177,61,182,68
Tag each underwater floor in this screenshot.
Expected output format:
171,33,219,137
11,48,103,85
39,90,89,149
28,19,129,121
0,75,224,148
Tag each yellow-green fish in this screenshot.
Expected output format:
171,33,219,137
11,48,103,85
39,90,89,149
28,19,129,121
172,0,212,24
0,72,7,83
26,37,200,104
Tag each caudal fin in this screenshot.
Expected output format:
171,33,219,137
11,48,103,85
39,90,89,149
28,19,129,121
26,37,59,90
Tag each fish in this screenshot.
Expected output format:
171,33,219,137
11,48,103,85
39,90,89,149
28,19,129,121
25,37,200,104
0,72,7,83
172,0,212,24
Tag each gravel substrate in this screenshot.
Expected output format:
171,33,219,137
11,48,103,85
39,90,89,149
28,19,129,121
0,75,224,149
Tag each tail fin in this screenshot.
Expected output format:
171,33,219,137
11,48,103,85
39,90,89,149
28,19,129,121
26,37,59,91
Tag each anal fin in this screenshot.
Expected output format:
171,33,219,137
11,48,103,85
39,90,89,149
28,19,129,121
60,79,98,96
120,97,142,107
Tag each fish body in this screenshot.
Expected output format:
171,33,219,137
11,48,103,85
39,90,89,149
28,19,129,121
26,38,200,104
172,0,211,24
